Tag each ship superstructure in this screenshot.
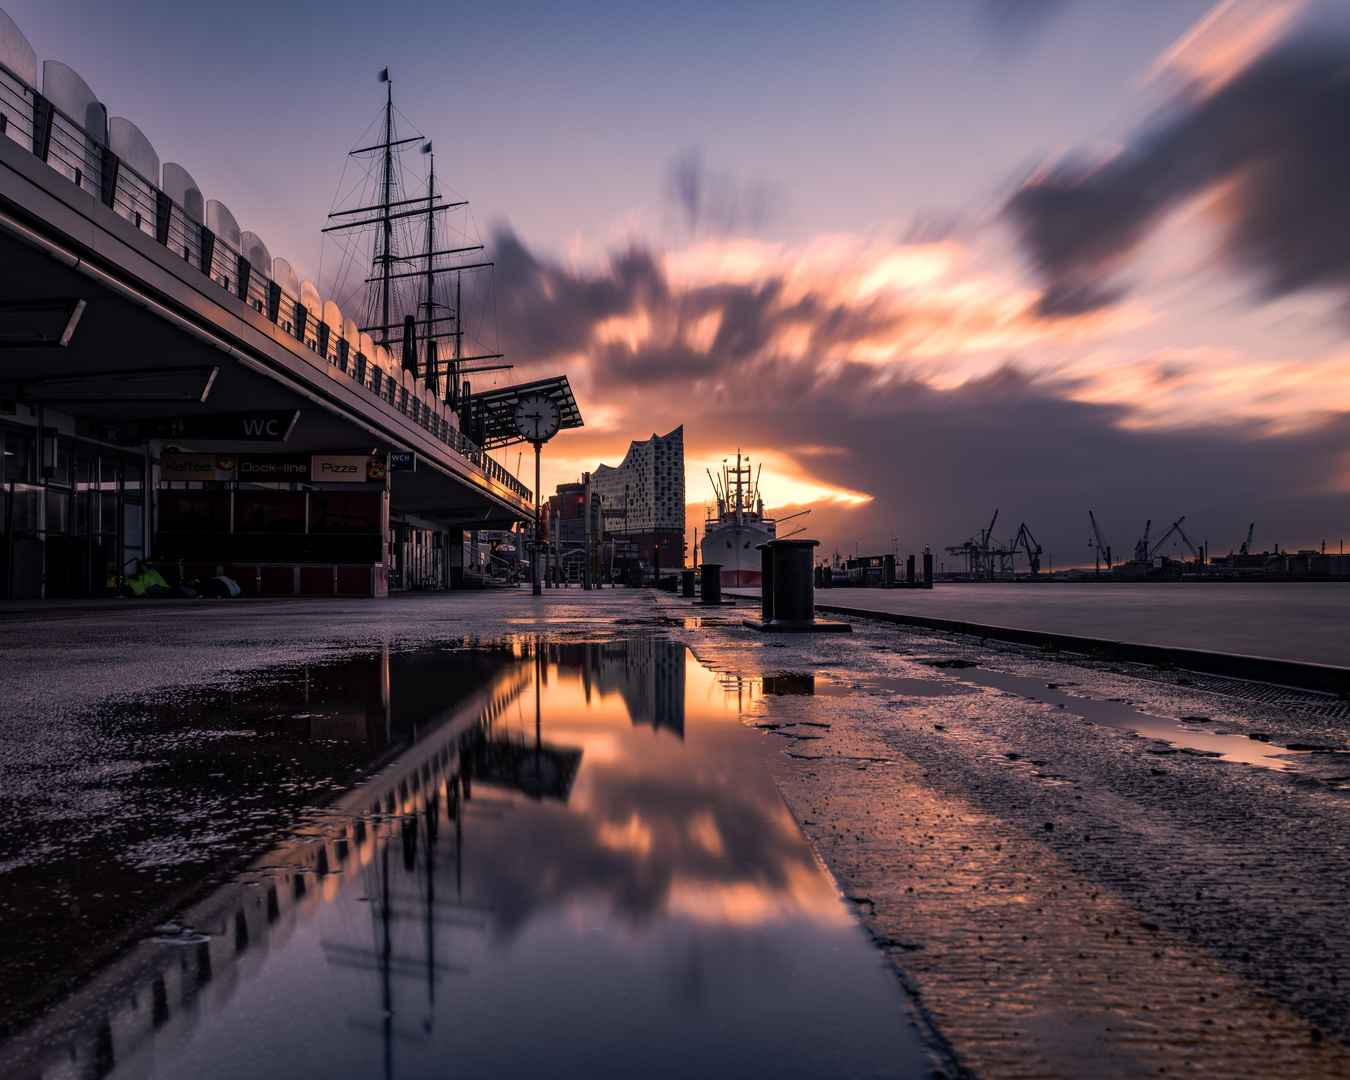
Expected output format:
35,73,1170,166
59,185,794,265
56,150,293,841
700,452,776,587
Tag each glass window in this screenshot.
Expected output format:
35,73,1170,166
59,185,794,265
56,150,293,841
234,490,306,533
45,490,69,535
100,458,119,488
74,489,90,537
123,461,143,495
157,491,230,532
3,433,34,484
99,491,119,537
75,457,94,488
123,501,143,550
50,445,71,487
7,488,39,532
310,492,381,534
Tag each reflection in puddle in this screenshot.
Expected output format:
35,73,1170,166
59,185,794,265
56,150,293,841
2,640,925,1079
950,666,1313,772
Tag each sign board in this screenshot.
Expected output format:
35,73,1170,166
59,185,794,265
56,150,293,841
389,451,416,472
237,453,311,480
139,410,299,441
312,454,387,483
160,453,237,481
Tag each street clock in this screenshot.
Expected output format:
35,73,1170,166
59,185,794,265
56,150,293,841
513,393,561,442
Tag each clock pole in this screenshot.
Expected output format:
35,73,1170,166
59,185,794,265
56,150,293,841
532,438,542,596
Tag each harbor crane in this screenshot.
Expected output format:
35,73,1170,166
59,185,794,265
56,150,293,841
1088,511,1112,573
1239,523,1255,555
1149,516,1200,560
1134,520,1152,563
1011,523,1043,575
945,509,1000,579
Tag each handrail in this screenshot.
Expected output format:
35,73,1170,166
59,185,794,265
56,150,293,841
0,59,532,506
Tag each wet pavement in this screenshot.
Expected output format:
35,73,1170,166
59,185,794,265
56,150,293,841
3,589,1350,1077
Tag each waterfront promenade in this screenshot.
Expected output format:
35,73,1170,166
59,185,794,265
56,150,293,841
2,589,1348,1078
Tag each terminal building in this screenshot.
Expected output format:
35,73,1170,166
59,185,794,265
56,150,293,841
0,7,578,598
590,426,685,570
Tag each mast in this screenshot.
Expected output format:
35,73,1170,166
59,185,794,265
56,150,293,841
452,272,462,407
380,74,394,349
735,451,743,525
422,146,437,392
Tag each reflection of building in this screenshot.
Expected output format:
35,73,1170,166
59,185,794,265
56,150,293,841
591,427,685,569
584,639,686,738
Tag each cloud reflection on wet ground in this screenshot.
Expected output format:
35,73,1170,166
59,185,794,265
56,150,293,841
0,637,926,1080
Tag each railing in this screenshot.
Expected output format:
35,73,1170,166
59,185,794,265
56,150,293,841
0,57,532,506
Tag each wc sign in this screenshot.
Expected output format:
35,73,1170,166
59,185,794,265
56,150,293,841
138,410,299,441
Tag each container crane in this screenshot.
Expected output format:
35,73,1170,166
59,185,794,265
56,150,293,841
1148,516,1199,560
1088,511,1112,573
945,509,1000,579
1239,523,1255,555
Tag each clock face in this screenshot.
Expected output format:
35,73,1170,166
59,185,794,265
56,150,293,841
513,394,562,442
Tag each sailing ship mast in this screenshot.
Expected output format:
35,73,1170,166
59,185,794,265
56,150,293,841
322,70,511,410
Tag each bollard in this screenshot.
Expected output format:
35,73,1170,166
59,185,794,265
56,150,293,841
699,563,723,604
681,568,696,597
883,554,896,588
923,550,933,588
769,539,817,622
757,543,775,621
743,540,849,632
907,555,916,586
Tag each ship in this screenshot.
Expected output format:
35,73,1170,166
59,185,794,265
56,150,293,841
699,452,778,587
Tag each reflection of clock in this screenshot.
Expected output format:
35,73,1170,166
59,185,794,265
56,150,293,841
513,393,561,442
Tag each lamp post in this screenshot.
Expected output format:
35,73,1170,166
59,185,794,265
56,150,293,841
533,438,542,595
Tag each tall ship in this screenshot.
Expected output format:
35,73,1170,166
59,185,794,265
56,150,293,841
700,453,776,586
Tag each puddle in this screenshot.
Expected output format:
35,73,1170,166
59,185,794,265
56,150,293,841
0,641,927,1080
810,674,977,698
949,666,1316,772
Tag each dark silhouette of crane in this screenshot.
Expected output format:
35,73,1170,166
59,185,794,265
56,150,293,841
945,509,1000,579
1149,516,1199,560
1088,511,1112,574
1011,523,1043,575
1239,523,1255,555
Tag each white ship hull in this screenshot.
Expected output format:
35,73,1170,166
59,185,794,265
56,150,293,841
701,520,775,586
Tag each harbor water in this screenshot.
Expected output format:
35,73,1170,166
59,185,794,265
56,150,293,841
767,582,1350,668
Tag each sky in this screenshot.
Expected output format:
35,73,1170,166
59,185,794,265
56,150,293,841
7,0,1350,566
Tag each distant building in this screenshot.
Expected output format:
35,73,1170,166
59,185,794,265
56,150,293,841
591,426,685,569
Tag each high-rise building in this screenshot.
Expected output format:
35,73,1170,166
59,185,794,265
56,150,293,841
591,426,685,568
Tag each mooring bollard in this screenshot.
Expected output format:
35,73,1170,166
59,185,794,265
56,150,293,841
907,554,916,586
681,568,696,597
757,543,775,621
770,539,817,622
741,539,848,632
923,550,933,589
699,563,723,604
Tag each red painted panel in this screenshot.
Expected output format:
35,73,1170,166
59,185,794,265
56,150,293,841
299,566,334,595
259,566,295,595
336,566,372,596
